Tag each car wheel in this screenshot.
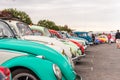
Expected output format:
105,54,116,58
12,68,39,80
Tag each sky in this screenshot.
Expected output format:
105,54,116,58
0,0,120,31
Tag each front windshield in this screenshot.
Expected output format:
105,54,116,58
32,30,43,36
0,21,13,38
44,28,51,37
32,28,51,37
16,23,33,36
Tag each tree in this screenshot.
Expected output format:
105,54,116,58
2,8,32,24
59,25,72,32
37,20,59,30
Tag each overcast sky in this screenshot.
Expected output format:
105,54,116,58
1,0,120,31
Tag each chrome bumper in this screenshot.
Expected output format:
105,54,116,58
72,54,86,62
75,74,82,80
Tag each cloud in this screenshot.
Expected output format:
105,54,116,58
0,0,120,31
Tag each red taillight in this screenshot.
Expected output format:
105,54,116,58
4,68,10,80
0,67,10,80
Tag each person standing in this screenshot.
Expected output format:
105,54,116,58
107,33,112,44
92,34,95,44
115,30,120,48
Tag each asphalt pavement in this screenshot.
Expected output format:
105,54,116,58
75,43,120,80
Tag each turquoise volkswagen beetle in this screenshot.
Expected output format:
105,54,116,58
0,20,62,80
0,19,82,80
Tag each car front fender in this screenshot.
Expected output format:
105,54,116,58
1,56,58,80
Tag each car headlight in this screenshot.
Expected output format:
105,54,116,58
67,57,75,69
77,48,82,55
53,64,62,80
75,74,82,80
70,48,77,58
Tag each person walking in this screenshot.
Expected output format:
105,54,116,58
115,30,120,48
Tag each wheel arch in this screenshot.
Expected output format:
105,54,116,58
1,56,57,80
10,66,39,79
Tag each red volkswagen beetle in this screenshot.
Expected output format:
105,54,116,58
70,39,85,55
49,29,85,55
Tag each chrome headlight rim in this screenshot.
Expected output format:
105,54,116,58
70,47,75,55
53,64,62,80
67,57,75,69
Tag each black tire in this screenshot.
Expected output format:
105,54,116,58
12,68,39,80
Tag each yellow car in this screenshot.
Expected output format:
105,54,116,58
97,35,108,43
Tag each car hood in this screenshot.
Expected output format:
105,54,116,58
0,39,63,57
22,35,72,57
0,38,76,80
23,35,65,45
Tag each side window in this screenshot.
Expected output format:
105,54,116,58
83,33,87,37
78,34,83,37
9,24,18,36
78,33,87,37
0,21,13,38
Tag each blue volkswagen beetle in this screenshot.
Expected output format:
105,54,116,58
74,31,93,45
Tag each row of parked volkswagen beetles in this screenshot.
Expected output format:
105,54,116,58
0,15,95,80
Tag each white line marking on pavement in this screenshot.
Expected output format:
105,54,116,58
91,67,94,71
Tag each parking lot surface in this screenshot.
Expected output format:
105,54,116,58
75,43,120,80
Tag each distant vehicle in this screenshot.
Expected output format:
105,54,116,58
97,35,108,43
30,25,83,62
74,31,93,45
49,29,85,55
59,31,88,49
